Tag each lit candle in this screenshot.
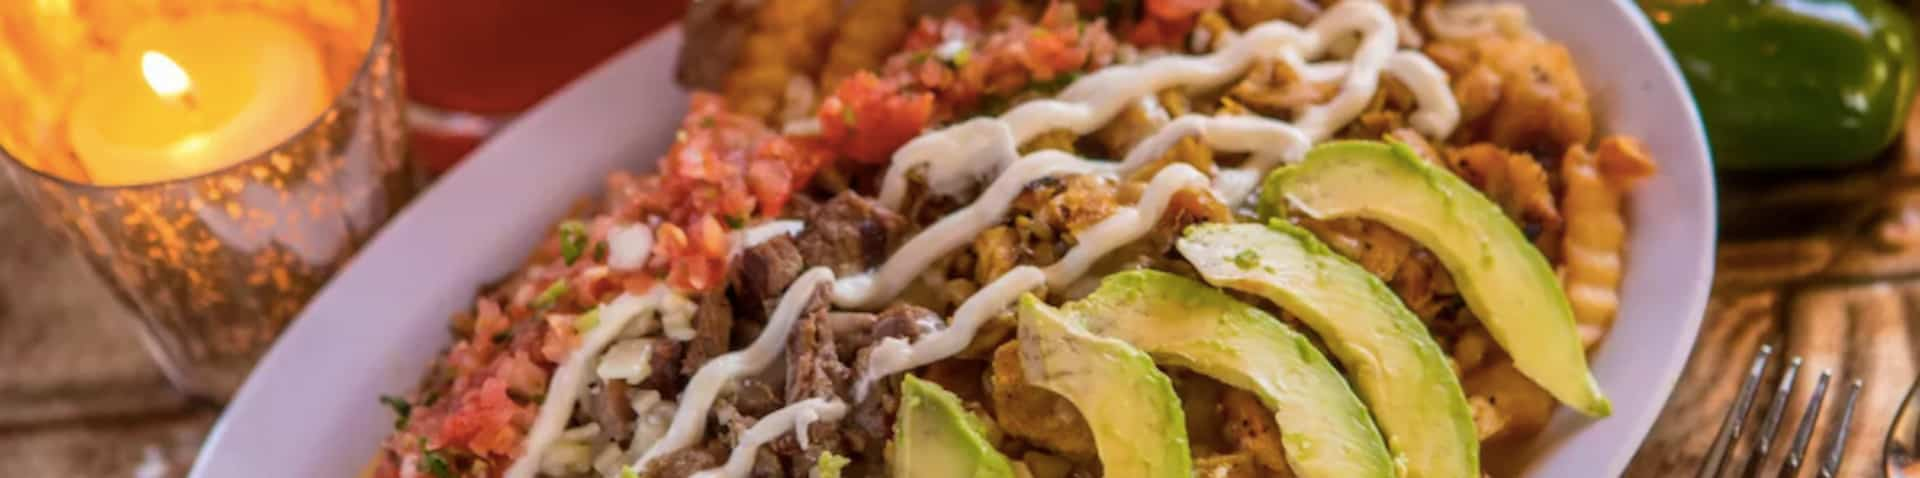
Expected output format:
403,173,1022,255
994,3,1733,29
65,13,328,186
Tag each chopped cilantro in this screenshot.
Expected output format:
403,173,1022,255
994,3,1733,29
977,94,1011,117
418,439,454,478
1031,72,1082,95
421,451,453,478
490,329,511,344
378,395,411,430
700,116,715,128
815,451,851,478
1231,250,1261,270
533,280,570,309
951,46,972,68
421,389,441,406
507,388,544,403
725,215,747,229
558,220,588,265
593,240,609,263
573,307,602,334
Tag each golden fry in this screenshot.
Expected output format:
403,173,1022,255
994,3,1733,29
1559,136,1657,347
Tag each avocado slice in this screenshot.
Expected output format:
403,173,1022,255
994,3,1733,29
1261,140,1610,416
1062,270,1394,478
891,375,1016,478
1015,295,1191,478
1179,222,1478,478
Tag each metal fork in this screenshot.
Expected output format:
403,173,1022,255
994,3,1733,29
1697,344,1865,478
1883,376,1920,477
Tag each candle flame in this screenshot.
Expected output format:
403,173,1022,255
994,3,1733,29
140,51,191,100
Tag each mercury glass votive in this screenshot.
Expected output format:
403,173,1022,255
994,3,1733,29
0,0,418,400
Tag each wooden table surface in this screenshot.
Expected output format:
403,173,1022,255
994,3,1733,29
1623,103,1920,476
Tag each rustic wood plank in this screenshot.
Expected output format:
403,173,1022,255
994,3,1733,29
1623,290,1779,476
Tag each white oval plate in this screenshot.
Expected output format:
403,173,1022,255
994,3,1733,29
192,1,1714,475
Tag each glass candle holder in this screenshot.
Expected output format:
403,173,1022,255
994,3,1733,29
0,0,417,400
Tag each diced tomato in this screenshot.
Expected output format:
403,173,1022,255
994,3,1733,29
744,156,792,217
470,299,508,357
877,1,1117,121
1131,0,1217,48
1022,28,1084,80
818,72,935,164
691,215,728,258
540,314,580,363
651,223,689,268
1146,0,1221,20
666,256,725,292
436,378,527,459
495,351,549,397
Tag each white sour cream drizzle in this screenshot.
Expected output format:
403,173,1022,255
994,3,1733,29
734,220,805,251
828,151,1113,308
506,289,668,478
835,1,1457,311
510,222,813,477
623,1,1462,474
636,268,837,466
688,398,850,478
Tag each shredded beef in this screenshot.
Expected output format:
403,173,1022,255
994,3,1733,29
844,303,944,453
581,378,636,445
686,235,802,376
682,286,735,375
786,288,853,404
750,447,786,478
871,303,940,341
728,377,787,418
638,339,685,395
643,441,726,478
782,193,820,221
733,235,806,320
772,288,854,476
795,192,908,275
825,311,879,361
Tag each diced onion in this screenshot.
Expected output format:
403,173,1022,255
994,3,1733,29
601,294,657,339
658,292,699,341
595,339,655,384
607,224,653,271
540,437,595,477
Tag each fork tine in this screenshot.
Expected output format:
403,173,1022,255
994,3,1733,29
1701,344,1775,478
1741,357,1803,478
1779,370,1833,478
1816,380,1863,478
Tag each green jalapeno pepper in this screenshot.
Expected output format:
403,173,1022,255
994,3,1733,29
1641,0,1916,170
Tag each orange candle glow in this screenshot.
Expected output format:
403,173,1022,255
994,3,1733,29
64,12,328,186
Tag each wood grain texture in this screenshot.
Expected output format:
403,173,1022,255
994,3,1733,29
1624,257,1920,478
1626,98,1920,477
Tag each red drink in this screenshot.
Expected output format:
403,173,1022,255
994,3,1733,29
393,0,685,171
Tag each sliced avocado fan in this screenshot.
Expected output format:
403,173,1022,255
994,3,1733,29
1063,270,1394,478
1179,222,1478,478
890,375,1016,478
1260,140,1610,417
1016,294,1192,478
